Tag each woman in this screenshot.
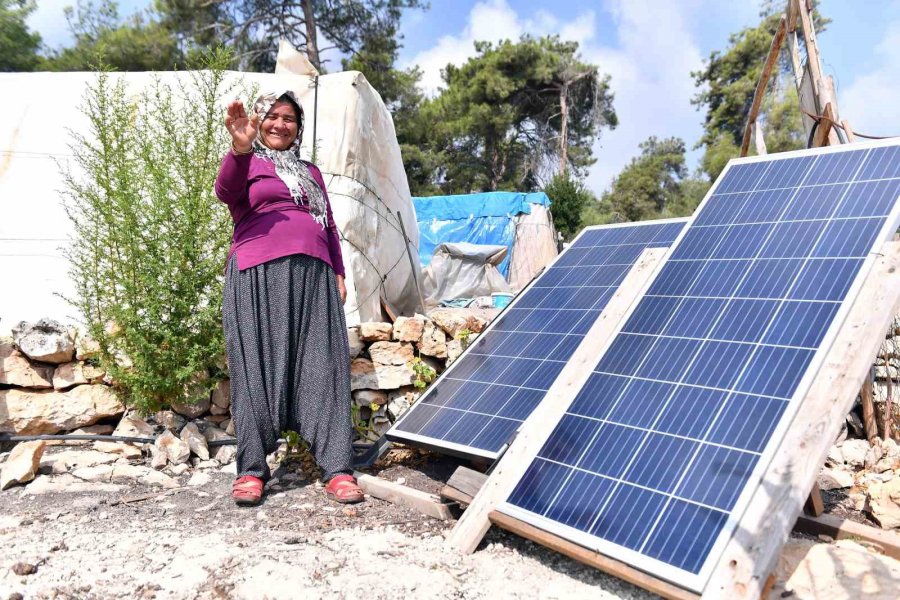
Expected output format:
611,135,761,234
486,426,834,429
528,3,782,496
215,90,364,506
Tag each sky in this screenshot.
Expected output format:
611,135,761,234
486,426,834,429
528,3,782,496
27,0,900,195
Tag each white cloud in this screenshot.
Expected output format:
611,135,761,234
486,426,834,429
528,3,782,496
840,20,900,140
404,0,594,94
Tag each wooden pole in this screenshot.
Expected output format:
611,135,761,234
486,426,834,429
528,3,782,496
740,16,786,157
861,368,878,443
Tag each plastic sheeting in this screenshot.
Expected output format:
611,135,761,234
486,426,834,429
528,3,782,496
0,44,420,332
413,192,557,289
421,242,511,308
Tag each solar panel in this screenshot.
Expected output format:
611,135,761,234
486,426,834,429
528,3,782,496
498,140,900,592
387,219,688,460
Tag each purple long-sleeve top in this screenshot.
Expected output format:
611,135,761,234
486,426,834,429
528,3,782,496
214,150,345,277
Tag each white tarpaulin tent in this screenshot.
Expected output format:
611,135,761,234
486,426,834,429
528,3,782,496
0,43,421,333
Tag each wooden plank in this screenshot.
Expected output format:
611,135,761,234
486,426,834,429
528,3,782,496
818,76,842,146
802,483,824,517
489,510,701,600
753,122,768,156
445,465,488,500
704,241,900,599
797,0,824,90
861,368,879,443
841,119,857,143
810,102,835,148
740,15,786,157
353,471,454,520
793,513,900,561
786,0,800,31
440,484,474,508
446,247,670,554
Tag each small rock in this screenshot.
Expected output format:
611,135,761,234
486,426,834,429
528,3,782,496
154,410,187,434
781,540,900,599
817,467,854,491
195,460,218,469
358,322,392,342
369,341,415,366
0,441,46,490
12,319,75,364
0,341,54,388
352,389,388,407
74,332,101,360
429,310,470,338
817,534,834,543
417,320,447,359
156,430,190,465
446,339,465,365
392,315,426,343
865,442,886,470
11,562,37,576
94,415,155,458
171,396,211,420
224,419,235,436
52,361,105,390
865,477,900,529
210,379,231,410
347,326,364,359
825,445,844,467
214,445,236,465
840,439,870,469
149,445,168,470
169,463,190,476
186,472,211,487
180,422,210,461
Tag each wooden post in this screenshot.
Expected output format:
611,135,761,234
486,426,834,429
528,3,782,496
740,16,786,157
802,483,824,517
841,120,857,143
810,102,835,148
861,368,878,443
446,247,670,554
753,122,768,156
704,241,900,599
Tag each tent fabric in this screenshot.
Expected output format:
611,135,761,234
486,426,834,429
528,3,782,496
413,192,552,279
421,242,511,308
0,53,420,332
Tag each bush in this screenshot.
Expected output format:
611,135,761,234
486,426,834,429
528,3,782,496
544,171,594,241
62,48,247,413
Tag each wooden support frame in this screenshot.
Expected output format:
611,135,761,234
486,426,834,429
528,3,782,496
740,15,786,157
447,246,670,554
793,513,900,561
447,241,900,598
353,471,454,520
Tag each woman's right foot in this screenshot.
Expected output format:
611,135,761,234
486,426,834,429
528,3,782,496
232,475,264,506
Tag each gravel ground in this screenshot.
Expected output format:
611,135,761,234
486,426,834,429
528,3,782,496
0,446,657,600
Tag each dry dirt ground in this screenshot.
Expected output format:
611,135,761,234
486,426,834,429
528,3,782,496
0,446,658,600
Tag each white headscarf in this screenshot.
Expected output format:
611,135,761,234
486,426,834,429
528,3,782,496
251,90,327,228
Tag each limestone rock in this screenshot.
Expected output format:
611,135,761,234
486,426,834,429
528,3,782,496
156,430,190,465
865,477,900,529
350,358,415,391
94,415,154,458
211,379,230,410
12,319,75,364
417,321,447,359
369,341,415,366
180,422,210,461
358,322,392,342
446,339,465,366
52,361,105,390
0,385,125,435
23,473,121,495
169,463,190,476
392,316,425,342
72,463,178,488
0,341,53,388
817,467,854,490
353,389,388,408
187,471,211,487
224,418,235,436
347,326,364,359
825,444,844,467
154,410,186,434
840,439,870,469
202,425,232,443
429,310,469,339
214,445,237,465
74,333,101,361
171,396,210,420
780,540,900,599
865,441,886,470
149,445,168,470
387,388,418,420
0,441,46,490
39,449,117,471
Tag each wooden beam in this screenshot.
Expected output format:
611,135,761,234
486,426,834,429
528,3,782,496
753,122,768,156
797,0,824,91
802,483,824,517
704,241,900,599
446,247,670,554
489,510,701,600
740,16,786,157
440,465,487,506
810,102,835,148
861,368,878,443
841,119,857,143
793,513,900,561
786,0,800,32
353,471,454,520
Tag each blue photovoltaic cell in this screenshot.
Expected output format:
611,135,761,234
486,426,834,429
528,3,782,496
386,219,688,459
500,141,900,591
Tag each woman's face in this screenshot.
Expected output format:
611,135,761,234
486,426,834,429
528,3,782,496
259,100,299,151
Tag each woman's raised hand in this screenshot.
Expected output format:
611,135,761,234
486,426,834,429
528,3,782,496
225,99,259,153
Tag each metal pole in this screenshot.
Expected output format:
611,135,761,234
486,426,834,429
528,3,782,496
312,74,319,163
396,210,426,312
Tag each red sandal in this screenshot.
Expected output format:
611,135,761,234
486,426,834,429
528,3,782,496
324,474,365,504
232,475,264,506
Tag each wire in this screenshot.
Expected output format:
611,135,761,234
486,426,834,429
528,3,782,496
800,107,895,140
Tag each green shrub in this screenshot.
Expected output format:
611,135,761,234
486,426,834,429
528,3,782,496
62,48,247,413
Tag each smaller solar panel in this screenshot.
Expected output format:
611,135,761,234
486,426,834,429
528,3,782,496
387,219,687,459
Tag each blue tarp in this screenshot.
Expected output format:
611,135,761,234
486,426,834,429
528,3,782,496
413,192,551,277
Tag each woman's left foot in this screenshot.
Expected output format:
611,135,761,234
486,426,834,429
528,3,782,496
324,474,365,504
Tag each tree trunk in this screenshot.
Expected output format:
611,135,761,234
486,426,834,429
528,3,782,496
559,82,569,174
302,0,321,71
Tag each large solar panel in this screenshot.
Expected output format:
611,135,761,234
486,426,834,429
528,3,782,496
498,140,900,592
387,219,688,459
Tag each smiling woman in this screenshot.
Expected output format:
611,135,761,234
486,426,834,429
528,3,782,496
216,89,364,507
